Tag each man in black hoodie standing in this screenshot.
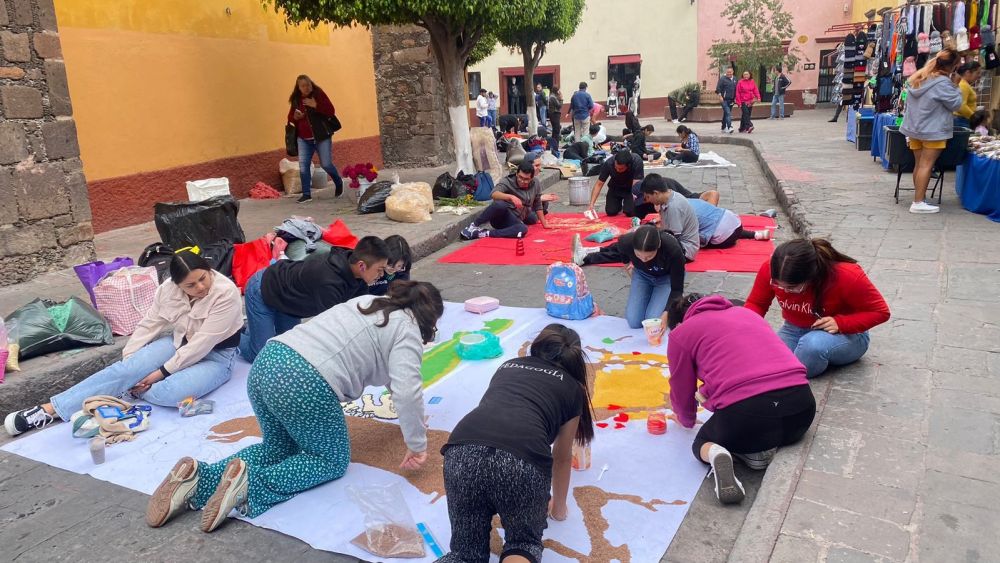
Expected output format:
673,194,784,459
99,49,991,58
238,236,389,362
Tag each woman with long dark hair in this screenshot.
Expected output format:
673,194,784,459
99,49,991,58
734,70,761,133
287,74,344,204
438,324,595,562
900,48,963,214
953,61,982,129
572,225,686,330
745,239,890,378
667,293,815,504
146,281,444,533
5,251,244,436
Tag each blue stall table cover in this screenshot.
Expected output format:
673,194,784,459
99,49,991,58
956,154,1000,223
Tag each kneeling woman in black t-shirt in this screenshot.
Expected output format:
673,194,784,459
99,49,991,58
439,324,595,563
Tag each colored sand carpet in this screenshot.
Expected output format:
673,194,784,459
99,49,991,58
438,212,776,273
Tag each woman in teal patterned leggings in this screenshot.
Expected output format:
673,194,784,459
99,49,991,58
144,280,444,533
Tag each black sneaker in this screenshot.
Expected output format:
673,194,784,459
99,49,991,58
5,406,55,436
333,179,344,198
296,195,312,204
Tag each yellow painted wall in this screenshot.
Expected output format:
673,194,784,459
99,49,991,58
851,0,902,22
468,0,699,106
54,0,378,181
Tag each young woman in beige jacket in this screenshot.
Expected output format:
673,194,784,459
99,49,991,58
5,251,244,436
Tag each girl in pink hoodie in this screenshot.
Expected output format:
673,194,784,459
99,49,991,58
734,71,762,133
667,293,814,504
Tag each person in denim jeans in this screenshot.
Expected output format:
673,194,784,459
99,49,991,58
287,75,344,204
769,66,791,119
744,239,890,378
715,67,736,133
5,252,245,436
573,225,686,330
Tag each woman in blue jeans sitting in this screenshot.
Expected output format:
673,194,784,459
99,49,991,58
745,239,890,378
287,74,344,204
572,225,686,329
5,252,244,436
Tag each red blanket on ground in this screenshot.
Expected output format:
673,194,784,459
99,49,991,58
437,212,776,273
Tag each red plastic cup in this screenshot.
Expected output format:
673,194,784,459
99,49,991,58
647,412,667,435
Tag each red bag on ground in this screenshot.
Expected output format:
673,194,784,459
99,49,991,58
231,236,273,291
323,219,359,249
249,182,282,199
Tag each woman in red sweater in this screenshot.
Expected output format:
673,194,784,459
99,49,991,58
287,75,344,204
745,239,890,378
734,71,761,133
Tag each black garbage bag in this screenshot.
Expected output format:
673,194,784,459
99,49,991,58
154,195,246,249
357,181,394,214
7,297,113,360
433,173,465,200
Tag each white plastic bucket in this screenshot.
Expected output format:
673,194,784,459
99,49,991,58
185,178,230,202
568,176,590,206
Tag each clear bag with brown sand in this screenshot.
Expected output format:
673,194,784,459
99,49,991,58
348,483,425,558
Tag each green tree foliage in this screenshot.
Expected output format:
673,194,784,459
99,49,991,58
266,0,541,171
467,31,496,68
707,0,800,78
493,0,585,131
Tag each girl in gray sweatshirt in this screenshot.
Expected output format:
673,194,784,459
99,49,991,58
145,280,444,533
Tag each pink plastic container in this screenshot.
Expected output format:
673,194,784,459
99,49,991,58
465,296,500,314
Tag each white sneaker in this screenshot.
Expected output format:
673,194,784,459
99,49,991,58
146,457,199,527
5,406,54,436
672,119,679,124
909,201,940,214
571,234,586,266
727,127,735,134
754,229,771,241
708,448,745,504
201,458,249,533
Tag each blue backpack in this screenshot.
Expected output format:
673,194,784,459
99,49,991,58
472,171,495,201
545,262,595,320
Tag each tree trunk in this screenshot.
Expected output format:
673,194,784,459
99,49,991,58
523,49,538,134
424,22,476,174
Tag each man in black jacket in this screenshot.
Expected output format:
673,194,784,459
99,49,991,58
715,67,737,133
238,236,389,362
769,66,792,119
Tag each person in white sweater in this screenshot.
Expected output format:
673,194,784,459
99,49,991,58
145,280,444,533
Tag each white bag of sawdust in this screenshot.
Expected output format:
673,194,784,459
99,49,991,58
279,158,314,195
385,182,434,223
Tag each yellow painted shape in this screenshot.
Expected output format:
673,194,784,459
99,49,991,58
54,0,378,181
591,352,671,420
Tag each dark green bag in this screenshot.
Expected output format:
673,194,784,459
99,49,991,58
6,297,113,360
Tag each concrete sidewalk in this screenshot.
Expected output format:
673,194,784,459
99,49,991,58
687,110,1000,563
0,165,559,415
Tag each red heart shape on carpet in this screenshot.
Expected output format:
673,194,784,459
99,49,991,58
614,423,626,429
613,412,630,423
596,422,609,428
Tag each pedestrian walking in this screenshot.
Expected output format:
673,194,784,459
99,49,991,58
714,67,737,133
735,71,761,133
899,48,963,214
286,75,344,204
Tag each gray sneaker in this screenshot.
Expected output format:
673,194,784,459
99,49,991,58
734,448,778,471
571,234,587,265
460,223,482,240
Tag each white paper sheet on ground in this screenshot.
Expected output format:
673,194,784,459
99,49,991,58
3,302,709,563
645,150,735,169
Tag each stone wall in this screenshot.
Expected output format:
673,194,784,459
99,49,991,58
0,0,93,286
371,25,454,167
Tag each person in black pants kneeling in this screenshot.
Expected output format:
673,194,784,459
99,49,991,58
438,325,595,563
586,149,645,217
666,293,816,504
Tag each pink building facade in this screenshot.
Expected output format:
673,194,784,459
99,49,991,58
697,0,860,108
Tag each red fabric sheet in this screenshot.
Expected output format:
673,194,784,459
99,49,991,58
437,212,776,273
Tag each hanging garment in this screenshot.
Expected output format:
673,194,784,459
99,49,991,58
970,0,979,29
930,30,943,53
957,27,971,51
955,2,967,34
970,26,983,49
933,3,946,32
